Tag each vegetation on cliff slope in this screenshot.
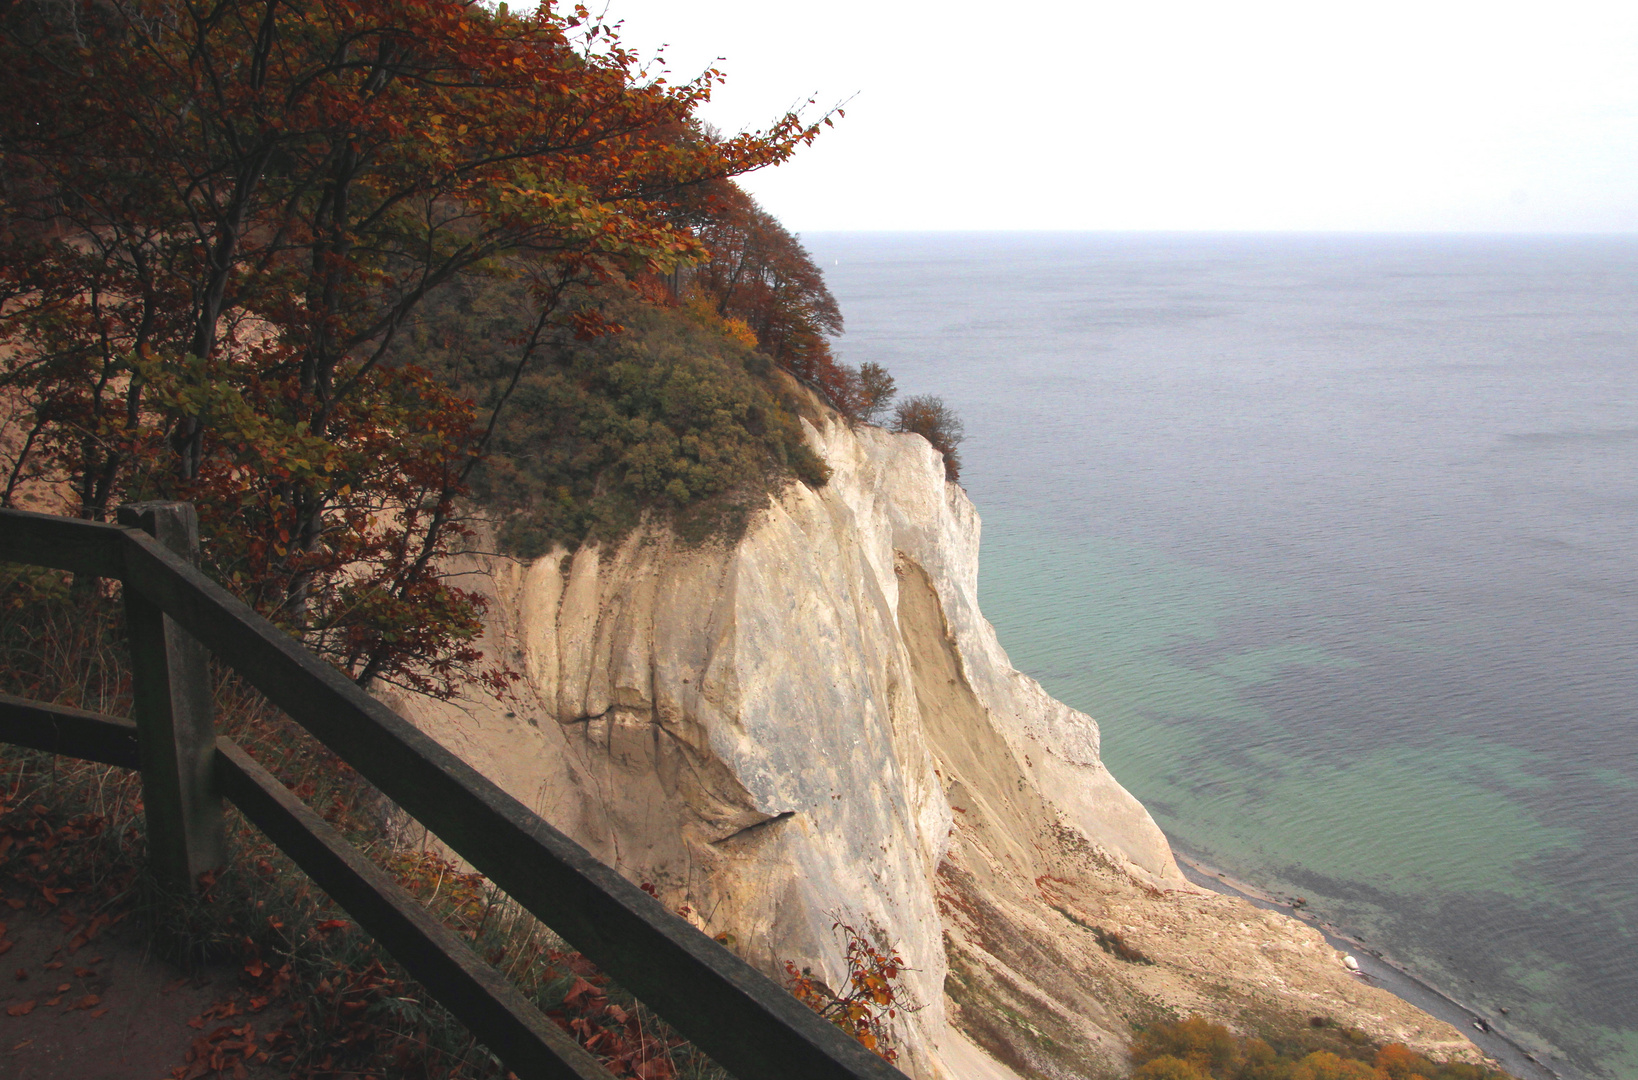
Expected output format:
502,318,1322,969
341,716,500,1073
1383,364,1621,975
0,0,960,1071
0,0,827,695
1130,1017,1517,1080
398,280,832,554
0,0,965,690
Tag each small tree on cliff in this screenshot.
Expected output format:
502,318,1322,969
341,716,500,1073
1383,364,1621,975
854,363,897,424
892,395,964,481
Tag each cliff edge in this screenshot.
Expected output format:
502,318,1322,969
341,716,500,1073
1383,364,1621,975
386,417,1478,1079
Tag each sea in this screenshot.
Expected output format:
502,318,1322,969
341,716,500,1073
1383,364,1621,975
803,232,1638,1080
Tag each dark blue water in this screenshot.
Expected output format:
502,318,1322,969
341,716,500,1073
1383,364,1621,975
805,233,1638,1080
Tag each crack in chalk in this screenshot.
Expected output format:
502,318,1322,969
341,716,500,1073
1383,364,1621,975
711,810,796,846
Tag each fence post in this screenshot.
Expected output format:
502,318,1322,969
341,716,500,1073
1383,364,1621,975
118,501,225,892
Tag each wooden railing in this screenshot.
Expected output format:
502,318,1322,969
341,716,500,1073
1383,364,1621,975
0,504,903,1080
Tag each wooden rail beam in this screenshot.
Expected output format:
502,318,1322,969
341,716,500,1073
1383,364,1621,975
0,698,617,1079
2,507,907,1079
0,694,141,769
215,739,617,1080
118,519,904,1080
0,507,126,577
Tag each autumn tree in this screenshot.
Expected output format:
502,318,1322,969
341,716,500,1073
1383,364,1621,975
675,181,885,414
853,362,897,423
692,187,840,368
0,0,827,695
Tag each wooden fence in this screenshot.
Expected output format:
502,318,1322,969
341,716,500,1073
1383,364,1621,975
0,504,905,1080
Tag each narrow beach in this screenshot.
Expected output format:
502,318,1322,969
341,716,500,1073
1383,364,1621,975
1169,846,1563,1080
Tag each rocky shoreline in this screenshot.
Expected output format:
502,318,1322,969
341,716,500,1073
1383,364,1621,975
1171,849,1565,1080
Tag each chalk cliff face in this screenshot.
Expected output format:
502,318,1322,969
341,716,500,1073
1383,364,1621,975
387,416,1477,1079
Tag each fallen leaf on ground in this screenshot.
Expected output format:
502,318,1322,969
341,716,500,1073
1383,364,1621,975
6,1000,35,1016
68,913,112,953
67,994,100,1010
204,999,241,1019
561,976,602,1007
43,962,63,971
54,982,69,993
44,996,61,1007
89,1007,109,1018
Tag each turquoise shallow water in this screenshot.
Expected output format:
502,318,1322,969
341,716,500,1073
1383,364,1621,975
805,233,1638,1080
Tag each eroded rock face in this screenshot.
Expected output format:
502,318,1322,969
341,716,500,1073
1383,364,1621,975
386,417,1476,1079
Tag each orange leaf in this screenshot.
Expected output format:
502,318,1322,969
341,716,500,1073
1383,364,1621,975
561,976,601,1008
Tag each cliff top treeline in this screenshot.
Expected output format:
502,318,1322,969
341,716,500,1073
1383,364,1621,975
0,0,960,700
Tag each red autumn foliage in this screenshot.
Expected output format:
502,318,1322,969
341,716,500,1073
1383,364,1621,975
679,182,896,420
783,920,916,1064
0,0,828,696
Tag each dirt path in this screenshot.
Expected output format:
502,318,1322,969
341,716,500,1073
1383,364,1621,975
0,896,290,1079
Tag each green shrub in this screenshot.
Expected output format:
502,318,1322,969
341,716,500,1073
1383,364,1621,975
399,283,829,553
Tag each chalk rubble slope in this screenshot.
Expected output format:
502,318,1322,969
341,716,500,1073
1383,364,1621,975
387,416,1477,1079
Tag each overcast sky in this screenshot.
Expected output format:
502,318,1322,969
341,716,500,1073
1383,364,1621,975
605,0,1638,233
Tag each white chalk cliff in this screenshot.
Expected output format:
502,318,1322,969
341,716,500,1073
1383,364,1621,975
388,415,1478,1079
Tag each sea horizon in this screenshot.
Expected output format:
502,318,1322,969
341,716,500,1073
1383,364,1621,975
807,230,1638,1080
800,228,1638,239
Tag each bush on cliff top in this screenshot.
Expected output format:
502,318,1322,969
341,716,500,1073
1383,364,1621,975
399,282,829,554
